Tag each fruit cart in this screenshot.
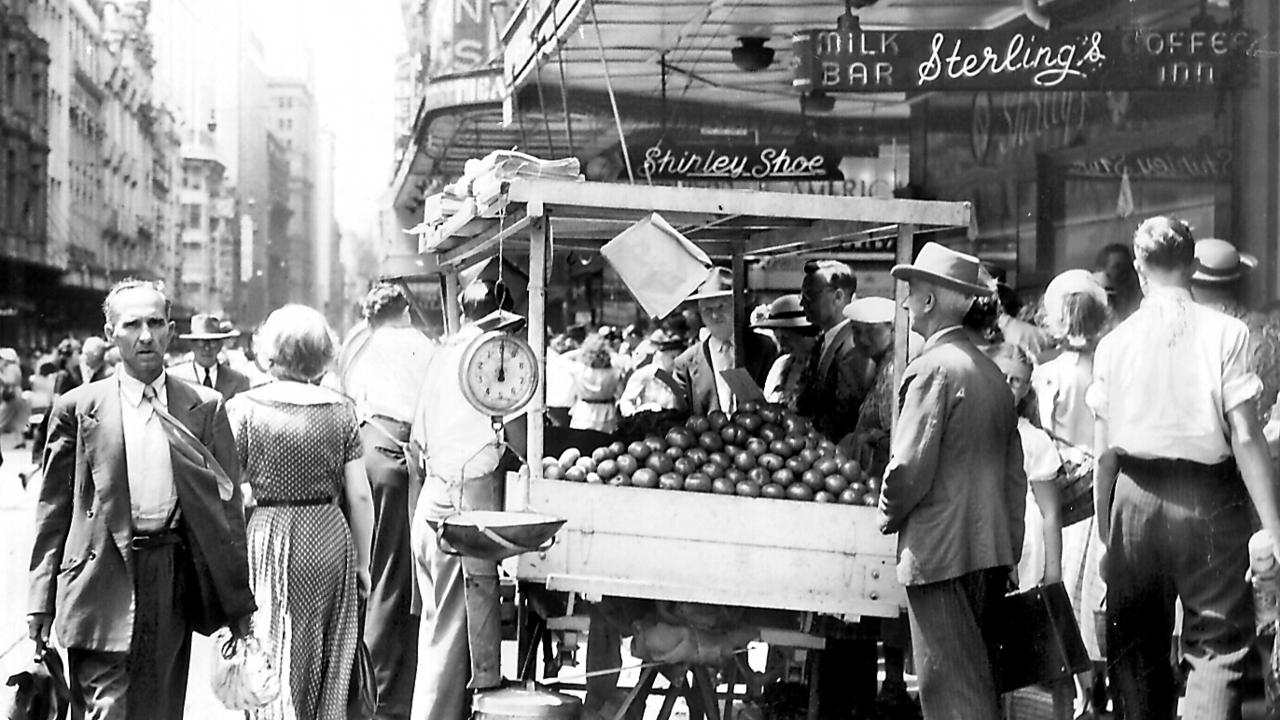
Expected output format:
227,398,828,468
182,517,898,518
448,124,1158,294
417,176,971,715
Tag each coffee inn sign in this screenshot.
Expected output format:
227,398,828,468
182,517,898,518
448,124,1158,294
794,27,1255,93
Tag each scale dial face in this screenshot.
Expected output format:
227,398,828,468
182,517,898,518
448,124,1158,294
459,330,540,417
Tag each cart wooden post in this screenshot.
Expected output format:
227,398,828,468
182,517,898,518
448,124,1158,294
528,215,548,484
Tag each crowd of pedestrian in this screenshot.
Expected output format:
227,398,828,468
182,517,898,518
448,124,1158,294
18,211,1280,720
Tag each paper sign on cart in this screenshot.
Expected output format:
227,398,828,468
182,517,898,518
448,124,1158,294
721,368,766,404
600,213,712,318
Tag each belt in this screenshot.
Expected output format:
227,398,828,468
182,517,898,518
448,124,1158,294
579,398,615,404
1117,455,1235,478
130,528,182,551
370,413,411,430
257,496,334,508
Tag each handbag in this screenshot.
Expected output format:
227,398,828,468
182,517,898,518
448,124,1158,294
349,600,378,720
994,581,1090,693
209,628,280,710
1044,430,1094,527
3,647,73,720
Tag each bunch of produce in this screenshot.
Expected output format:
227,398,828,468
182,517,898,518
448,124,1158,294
541,402,882,505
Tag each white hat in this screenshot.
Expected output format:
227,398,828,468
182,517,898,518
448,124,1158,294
843,296,896,324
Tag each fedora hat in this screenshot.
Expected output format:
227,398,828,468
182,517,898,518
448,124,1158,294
890,243,993,297
753,294,813,329
1192,238,1256,283
180,313,240,340
686,267,734,302
843,296,897,324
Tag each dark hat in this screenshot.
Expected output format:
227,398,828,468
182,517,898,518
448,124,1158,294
753,294,813,329
180,313,240,340
1192,238,1257,283
890,243,993,297
686,267,734,302
649,329,685,351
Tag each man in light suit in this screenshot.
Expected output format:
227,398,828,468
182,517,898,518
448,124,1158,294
28,280,255,720
879,244,1026,720
169,313,252,401
673,268,776,415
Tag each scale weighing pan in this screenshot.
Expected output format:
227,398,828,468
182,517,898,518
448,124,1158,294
427,510,566,562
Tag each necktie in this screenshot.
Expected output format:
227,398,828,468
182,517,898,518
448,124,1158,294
203,370,213,388
804,333,826,386
142,384,158,420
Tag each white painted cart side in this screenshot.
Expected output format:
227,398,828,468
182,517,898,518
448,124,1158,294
424,178,971,618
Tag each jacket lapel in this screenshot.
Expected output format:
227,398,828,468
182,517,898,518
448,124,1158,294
818,323,852,379
165,376,203,444
82,378,132,566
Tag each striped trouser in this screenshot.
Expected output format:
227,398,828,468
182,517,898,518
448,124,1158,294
1106,456,1253,720
904,567,1007,720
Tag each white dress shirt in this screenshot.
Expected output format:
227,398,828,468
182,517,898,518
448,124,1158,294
118,372,177,531
343,326,436,422
1087,286,1262,464
193,361,218,388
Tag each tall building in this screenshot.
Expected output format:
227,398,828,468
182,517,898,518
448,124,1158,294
268,77,315,308
0,0,51,347
314,127,339,321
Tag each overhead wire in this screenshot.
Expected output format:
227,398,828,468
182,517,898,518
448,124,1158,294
589,0,636,184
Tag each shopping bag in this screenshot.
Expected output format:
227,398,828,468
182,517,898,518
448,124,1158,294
1046,432,1094,527
209,628,280,710
3,647,72,720
994,582,1089,693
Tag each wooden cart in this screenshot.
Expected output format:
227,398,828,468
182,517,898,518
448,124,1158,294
419,178,971,715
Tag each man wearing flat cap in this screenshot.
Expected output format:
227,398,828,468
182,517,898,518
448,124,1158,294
879,243,1026,720
171,314,251,401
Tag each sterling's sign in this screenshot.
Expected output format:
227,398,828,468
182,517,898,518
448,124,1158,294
793,27,1255,93
634,142,843,182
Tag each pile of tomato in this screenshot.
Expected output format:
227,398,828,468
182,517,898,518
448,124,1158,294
541,402,882,505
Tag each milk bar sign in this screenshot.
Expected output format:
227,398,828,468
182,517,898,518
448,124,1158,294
635,142,843,181
793,27,1255,93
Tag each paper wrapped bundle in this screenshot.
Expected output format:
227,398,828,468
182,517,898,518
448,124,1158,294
601,212,712,318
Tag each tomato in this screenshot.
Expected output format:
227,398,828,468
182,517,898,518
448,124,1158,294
786,434,807,454
614,455,638,476
736,480,762,497
725,469,747,486
576,457,598,474
596,459,619,480
686,415,711,435
823,474,850,495
711,477,737,495
818,440,838,457
801,469,825,490
814,457,840,477
848,481,869,497
658,473,684,491
760,482,787,499
559,448,582,467
702,463,725,480
814,490,836,503
747,467,772,486
631,468,659,488
685,448,710,467
768,440,794,459
698,431,725,453
759,424,784,444
745,438,768,457
721,425,743,445
800,448,823,466
840,460,862,482
707,410,730,431
740,401,762,414
862,493,879,506
758,453,785,473
673,457,698,476
708,451,733,469
545,464,566,480
734,452,756,472
684,473,712,493
786,483,815,501
609,441,629,456
758,405,781,425
734,412,763,433
591,446,613,464
838,488,861,504
564,466,587,482
867,476,883,493
627,441,652,461
666,428,695,450
724,445,744,459
771,468,796,487
643,436,667,454
646,454,674,475
786,456,810,475
586,472,604,484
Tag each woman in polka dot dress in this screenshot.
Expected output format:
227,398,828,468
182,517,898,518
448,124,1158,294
227,305,374,720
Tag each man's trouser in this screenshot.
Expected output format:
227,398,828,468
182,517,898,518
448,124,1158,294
1106,456,1253,720
68,532,191,720
904,567,1006,720
409,473,502,720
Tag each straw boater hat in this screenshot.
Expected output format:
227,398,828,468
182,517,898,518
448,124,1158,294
686,267,734,302
890,243,993,296
180,313,240,341
753,294,812,329
843,296,896,324
1192,238,1257,283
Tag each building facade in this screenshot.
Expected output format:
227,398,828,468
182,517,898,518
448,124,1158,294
268,77,314,309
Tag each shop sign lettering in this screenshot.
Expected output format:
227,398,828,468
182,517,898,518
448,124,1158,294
794,27,1254,92
634,143,843,181
1066,145,1233,180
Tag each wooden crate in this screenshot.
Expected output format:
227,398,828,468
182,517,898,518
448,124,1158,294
512,479,906,620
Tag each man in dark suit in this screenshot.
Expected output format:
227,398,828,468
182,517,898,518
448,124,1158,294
796,260,875,442
28,280,255,720
879,244,1026,720
673,268,776,415
170,313,252,401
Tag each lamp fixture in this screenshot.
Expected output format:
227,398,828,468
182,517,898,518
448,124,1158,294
731,37,775,72
800,90,835,114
